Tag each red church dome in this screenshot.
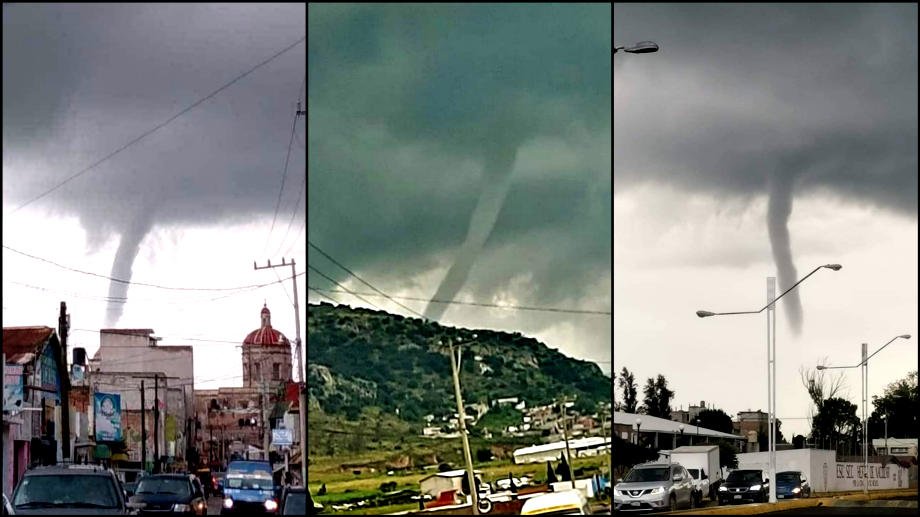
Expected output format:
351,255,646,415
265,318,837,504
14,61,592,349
243,304,290,347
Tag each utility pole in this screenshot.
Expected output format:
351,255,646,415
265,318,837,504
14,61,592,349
254,258,305,486
154,373,160,471
260,367,270,461
141,381,147,471
447,337,479,514
59,302,72,461
559,397,576,490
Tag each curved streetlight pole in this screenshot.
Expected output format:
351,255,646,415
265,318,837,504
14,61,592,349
697,264,841,503
816,334,910,496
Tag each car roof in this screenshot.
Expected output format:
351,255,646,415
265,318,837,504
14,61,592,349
520,490,587,515
635,462,683,469
23,465,116,476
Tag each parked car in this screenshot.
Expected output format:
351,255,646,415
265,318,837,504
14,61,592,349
2,493,13,516
220,460,278,515
9,463,129,514
717,469,769,505
613,462,695,512
127,473,208,515
277,487,305,515
776,471,811,499
521,489,592,515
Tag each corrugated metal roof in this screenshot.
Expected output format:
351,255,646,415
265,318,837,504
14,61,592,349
2,326,55,363
513,437,610,457
615,411,744,440
100,329,155,336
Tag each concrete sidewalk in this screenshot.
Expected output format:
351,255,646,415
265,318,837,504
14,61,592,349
655,489,917,515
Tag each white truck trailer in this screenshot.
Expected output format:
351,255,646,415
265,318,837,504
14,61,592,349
663,445,722,502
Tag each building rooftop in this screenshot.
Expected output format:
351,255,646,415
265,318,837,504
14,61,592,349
615,411,744,440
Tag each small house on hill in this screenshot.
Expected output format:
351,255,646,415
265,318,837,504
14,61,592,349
419,469,483,497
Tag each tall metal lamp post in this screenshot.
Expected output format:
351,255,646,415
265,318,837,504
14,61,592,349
816,334,910,496
636,418,642,446
697,264,842,503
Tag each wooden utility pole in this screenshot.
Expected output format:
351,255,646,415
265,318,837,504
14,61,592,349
254,258,305,486
59,302,71,460
559,397,576,490
154,373,159,471
448,337,479,514
141,381,148,471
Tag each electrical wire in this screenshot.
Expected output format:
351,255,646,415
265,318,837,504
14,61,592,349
11,35,306,214
3,244,303,292
307,264,382,311
307,286,611,316
266,75,307,252
307,241,427,319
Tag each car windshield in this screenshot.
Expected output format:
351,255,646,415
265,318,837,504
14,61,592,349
623,467,669,482
12,475,121,509
687,468,700,479
727,470,763,483
282,493,306,515
136,477,191,496
777,473,800,483
226,473,273,490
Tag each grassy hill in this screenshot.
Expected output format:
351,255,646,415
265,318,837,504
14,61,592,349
307,302,610,429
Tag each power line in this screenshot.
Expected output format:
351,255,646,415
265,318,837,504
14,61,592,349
307,265,382,312
12,35,306,214
308,287,342,306
3,244,303,292
266,74,307,252
307,241,427,319
307,286,611,316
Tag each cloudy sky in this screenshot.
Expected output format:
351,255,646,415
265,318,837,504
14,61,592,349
614,4,917,439
3,4,306,389
308,4,612,374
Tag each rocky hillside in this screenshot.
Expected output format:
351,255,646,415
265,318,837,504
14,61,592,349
307,302,610,423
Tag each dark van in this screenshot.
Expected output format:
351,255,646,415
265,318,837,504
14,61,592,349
220,460,277,515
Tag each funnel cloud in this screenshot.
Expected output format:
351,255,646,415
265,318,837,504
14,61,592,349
106,207,156,327
424,143,518,321
767,172,802,334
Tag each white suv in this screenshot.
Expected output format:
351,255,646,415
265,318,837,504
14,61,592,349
614,462,695,513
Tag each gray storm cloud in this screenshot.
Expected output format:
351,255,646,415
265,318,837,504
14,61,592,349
767,172,802,334
3,4,305,325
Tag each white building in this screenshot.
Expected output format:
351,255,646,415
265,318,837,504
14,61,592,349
872,438,918,458
419,469,484,497
512,436,611,464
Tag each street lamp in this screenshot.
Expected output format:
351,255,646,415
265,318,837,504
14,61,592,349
881,414,888,457
636,418,642,446
816,334,910,496
614,41,659,54
697,263,841,503
679,424,685,447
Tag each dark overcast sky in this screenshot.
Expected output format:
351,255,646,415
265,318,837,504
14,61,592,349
4,3,305,241
615,3,917,211
308,4,612,370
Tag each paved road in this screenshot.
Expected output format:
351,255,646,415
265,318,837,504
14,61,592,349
769,508,916,515
207,495,224,515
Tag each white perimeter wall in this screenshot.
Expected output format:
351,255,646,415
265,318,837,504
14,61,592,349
736,449,909,492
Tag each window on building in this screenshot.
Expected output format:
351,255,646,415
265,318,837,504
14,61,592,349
273,363,280,380
254,363,262,380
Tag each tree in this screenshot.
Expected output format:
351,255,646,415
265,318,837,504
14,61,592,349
641,374,674,418
617,367,639,413
792,434,806,449
546,461,558,484
867,371,918,443
810,397,860,452
693,409,734,434
800,361,847,423
714,440,738,470
556,454,573,482
476,448,492,462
